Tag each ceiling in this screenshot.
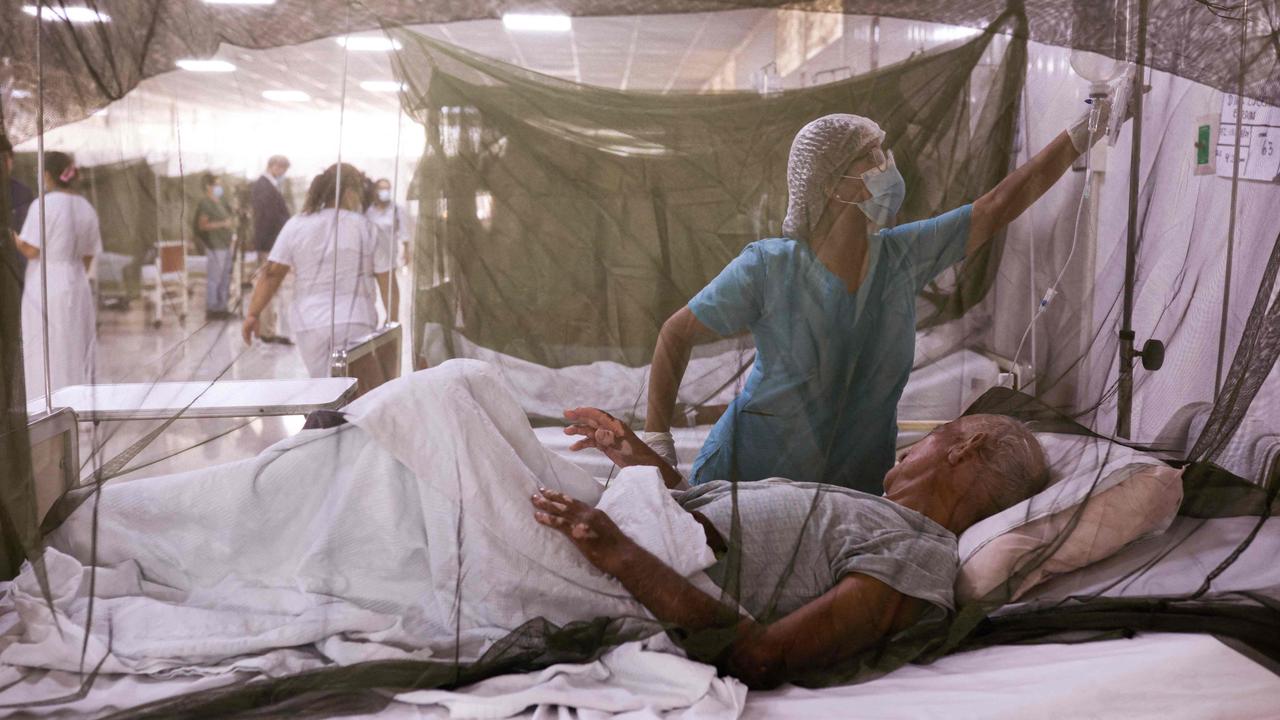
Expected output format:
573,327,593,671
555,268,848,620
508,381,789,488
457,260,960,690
121,9,968,117
30,9,994,176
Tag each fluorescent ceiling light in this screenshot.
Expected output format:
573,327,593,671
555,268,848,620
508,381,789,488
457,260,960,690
176,59,237,72
933,26,982,41
262,89,310,102
10,89,33,99
203,0,276,4
360,80,406,93
23,5,110,23
335,36,402,52
502,13,572,32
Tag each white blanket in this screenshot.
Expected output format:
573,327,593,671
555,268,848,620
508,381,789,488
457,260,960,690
0,360,742,717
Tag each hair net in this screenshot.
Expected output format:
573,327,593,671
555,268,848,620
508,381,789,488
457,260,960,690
781,114,887,241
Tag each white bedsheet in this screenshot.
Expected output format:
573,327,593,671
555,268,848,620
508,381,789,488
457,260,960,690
742,633,1280,720
4,633,1270,719
0,361,742,718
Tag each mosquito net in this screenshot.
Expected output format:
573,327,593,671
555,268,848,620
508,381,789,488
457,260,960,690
0,1,1278,717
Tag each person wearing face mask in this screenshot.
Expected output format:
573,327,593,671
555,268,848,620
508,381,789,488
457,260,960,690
195,173,236,320
645,103,1123,493
365,178,412,269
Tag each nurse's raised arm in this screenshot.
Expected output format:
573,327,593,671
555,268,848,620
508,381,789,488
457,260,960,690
968,80,1132,255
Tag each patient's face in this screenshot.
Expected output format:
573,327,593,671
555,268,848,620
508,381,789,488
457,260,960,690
882,423,955,494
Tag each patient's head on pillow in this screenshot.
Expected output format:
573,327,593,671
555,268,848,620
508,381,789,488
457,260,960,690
884,414,1048,533
953,414,1049,521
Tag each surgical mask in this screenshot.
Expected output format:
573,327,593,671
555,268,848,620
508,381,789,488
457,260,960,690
377,189,391,203
837,150,906,227
212,185,224,200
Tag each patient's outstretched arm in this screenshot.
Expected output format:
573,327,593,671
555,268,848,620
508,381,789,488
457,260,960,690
531,488,921,689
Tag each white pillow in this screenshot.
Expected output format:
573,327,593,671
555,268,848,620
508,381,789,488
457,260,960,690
958,433,1176,567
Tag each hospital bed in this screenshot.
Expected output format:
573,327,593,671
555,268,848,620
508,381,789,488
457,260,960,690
6,386,1277,718
94,251,134,310
23,377,358,495
4,514,1276,718
25,407,79,525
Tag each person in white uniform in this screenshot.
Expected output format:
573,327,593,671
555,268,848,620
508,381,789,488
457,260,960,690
365,177,412,268
12,151,101,400
242,163,396,377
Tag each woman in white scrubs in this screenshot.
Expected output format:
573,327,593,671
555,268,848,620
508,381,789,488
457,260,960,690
242,163,396,377
13,151,101,400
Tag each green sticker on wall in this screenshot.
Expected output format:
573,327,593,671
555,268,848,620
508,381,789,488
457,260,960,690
1197,124,1212,165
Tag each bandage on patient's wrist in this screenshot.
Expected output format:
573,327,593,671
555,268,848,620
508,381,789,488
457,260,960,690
640,430,679,469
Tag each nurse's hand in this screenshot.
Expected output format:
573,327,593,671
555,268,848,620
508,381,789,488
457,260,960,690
241,314,259,345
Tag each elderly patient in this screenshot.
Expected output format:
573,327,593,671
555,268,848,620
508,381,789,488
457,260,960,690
534,406,1047,688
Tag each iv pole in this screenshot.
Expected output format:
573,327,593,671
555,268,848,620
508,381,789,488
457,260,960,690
1115,0,1148,439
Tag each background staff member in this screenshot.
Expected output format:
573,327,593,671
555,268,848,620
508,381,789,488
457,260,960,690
250,154,292,344
242,163,396,377
13,151,101,399
194,173,235,320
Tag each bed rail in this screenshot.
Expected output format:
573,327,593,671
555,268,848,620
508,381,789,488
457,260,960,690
27,407,79,525
330,322,402,400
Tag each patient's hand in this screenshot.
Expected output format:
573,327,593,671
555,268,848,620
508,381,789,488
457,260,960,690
531,487,631,576
564,408,685,489
564,407,657,469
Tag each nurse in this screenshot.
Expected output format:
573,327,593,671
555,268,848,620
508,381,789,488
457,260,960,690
645,103,1121,493
241,163,396,377
12,151,101,400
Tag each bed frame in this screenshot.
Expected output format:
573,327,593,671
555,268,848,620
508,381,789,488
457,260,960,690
330,322,402,399
26,407,80,526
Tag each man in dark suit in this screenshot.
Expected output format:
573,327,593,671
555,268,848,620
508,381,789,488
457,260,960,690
250,155,291,344
2,135,35,289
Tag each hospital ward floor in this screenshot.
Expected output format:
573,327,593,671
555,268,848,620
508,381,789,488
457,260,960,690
65,270,415,483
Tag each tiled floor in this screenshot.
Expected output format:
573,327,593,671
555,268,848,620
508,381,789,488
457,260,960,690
41,267,414,483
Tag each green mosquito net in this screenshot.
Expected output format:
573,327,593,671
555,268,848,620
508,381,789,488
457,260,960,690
0,1,1277,717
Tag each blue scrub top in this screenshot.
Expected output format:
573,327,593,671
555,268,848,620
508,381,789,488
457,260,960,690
687,204,973,493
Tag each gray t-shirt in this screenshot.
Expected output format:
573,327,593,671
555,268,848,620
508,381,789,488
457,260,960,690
675,479,958,621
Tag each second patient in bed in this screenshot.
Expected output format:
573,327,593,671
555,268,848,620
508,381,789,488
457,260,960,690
536,404,1048,688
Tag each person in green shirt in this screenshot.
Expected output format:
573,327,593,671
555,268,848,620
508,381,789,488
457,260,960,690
195,173,236,319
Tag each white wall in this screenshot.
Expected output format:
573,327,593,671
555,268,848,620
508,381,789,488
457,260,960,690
1088,69,1280,444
